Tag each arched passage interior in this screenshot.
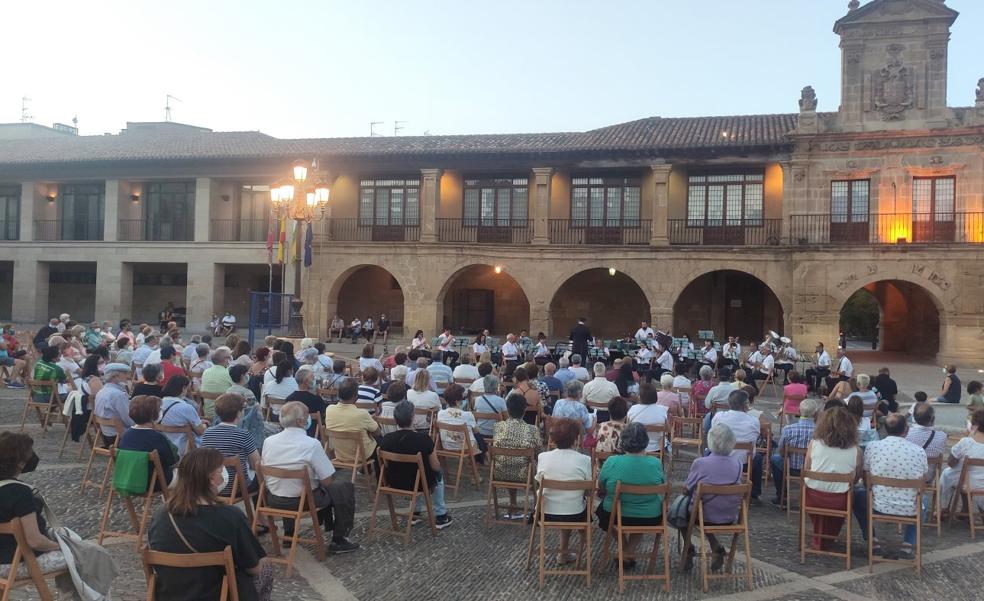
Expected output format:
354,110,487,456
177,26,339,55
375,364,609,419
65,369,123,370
673,270,783,343
549,269,650,339
439,265,530,335
333,265,405,332
839,280,940,356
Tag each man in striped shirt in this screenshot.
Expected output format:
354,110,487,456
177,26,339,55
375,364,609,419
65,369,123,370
357,367,382,413
770,397,819,506
201,393,261,495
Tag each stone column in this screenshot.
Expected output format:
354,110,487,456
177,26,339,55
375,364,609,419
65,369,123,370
649,164,671,246
531,167,553,245
651,307,673,334
402,290,439,340
194,178,215,242
104,180,121,242
419,169,442,243
19,182,37,242
12,260,48,323
186,262,223,332
530,300,551,337
95,260,133,322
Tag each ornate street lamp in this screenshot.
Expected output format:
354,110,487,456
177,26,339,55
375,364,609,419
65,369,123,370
271,159,330,337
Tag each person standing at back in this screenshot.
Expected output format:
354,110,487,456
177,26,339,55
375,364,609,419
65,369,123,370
569,317,592,360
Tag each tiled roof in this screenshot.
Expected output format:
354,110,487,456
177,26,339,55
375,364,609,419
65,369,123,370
0,113,799,166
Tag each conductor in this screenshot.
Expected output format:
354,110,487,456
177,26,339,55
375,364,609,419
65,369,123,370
570,317,592,359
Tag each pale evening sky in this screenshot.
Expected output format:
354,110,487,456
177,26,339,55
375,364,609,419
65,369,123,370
4,0,982,139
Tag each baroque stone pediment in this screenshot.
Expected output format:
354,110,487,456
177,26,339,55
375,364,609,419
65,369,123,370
834,0,958,33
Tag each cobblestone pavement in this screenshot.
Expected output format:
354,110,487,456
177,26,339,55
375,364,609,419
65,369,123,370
4,383,984,601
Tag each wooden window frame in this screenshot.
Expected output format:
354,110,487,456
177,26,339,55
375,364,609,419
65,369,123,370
358,178,421,226
830,179,870,223
462,177,529,226
686,172,764,227
569,176,642,227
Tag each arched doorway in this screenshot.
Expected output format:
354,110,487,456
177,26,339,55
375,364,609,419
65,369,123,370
673,270,783,343
332,265,405,333
839,280,940,356
549,269,650,339
439,265,530,335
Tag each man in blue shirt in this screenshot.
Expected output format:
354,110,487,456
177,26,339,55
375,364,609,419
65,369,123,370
539,362,563,396
554,357,575,387
770,397,819,506
550,380,593,432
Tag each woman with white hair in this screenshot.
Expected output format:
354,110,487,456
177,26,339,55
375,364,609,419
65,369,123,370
683,423,744,572
691,365,717,417
407,368,441,434
656,373,684,418
853,373,878,418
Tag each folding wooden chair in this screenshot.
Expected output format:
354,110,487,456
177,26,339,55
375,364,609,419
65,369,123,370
434,421,482,497
97,449,170,549
0,517,70,601
251,465,326,576
486,445,536,526
782,446,807,518
355,400,378,414
684,482,753,593
865,474,923,575
947,457,984,538
142,545,240,601
373,414,398,435
924,454,944,536
80,415,125,496
0,364,10,388
199,390,221,420
644,423,670,470
779,392,806,428
453,377,474,388
261,396,287,422
600,482,672,592
734,442,755,483
323,429,376,488
413,407,438,438
152,423,197,455
217,457,255,526
368,451,438,543
757,424,773,485
799,470,855,569
670,416,703,467
591,449,615,480
525,478,595,589
60,404,96,460
20,379,64,432
761,369,780,399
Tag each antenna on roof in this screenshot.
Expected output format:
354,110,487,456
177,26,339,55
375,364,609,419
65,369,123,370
370,121,383,137
394,121,407,136
20,97,33,123
165,94,181,122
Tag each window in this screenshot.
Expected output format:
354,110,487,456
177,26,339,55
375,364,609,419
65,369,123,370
913,176,955,220
359,178,420,226
570,176,641,226
239,185,272,221
686,173,763,226
830,180,869,223
0,185,19,240
463,177,528,225
145,181,195,240
59,183,104,240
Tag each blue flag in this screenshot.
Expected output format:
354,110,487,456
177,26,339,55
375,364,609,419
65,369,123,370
303,222,313,267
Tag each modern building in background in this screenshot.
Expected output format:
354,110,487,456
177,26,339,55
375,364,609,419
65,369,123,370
0,0,982,363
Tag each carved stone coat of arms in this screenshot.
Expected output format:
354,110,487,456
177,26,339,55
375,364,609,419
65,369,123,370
873,44,913,121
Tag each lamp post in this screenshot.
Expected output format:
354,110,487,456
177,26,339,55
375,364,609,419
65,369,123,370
270,159,330,337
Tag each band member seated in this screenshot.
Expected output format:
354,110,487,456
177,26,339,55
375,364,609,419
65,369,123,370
653,345,673,382
749,346,774,391
500,333,520,377
635,344,654,381
775,341,797,385
590,338,610,365
823,347,852,393
804,342,831,393
721,336,741,370
634,321,655,344
700,340,718,368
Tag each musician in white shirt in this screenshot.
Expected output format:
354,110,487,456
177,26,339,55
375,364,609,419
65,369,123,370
749,346,775,391
700,340,718,367
744,345,762,372
436,328,459,366
500,333,520,376
824,347,853,393
721,336,741,369
533,333,551,366
805,342,831,393
775,343,797,384
634,321,655,344
653,347,673,380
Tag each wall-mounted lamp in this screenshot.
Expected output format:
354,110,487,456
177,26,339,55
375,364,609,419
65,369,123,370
129,194,140,204
493,265,503,274
608,267,617,277
46,194,56,204
221,194,230,202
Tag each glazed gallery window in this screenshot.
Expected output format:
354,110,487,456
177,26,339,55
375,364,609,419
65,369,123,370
144,181,195,241
830,180,869,223
0,185,19,240
463,177,528,225
570,176,641,226
58,183,105,240
686,173,763,226
912,176,955,219
359,178,420,226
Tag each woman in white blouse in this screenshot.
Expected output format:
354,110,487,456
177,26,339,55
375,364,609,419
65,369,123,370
535,419,592,564
472,333,488,357
410,330,431,360
533,332,550,366
261,358,298,420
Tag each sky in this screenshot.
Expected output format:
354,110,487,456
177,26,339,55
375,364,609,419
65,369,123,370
3,0,982,139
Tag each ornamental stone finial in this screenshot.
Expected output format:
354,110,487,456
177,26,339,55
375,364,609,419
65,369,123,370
848,0,860,11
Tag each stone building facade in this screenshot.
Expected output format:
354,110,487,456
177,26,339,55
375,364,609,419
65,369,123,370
0,0,982,364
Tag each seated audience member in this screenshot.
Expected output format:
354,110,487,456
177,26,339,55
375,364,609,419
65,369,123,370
377,382,406,436
782,371,809,419
491,393,542,520
967,380,984,413
802,405,867,551
846,395,880,447
627,384,669,453
569,354,590,382
554,357,575,387
551,379,594,433
467,362,494,396
682,424,744,572
0,432,67,579
158,345,184,387
119,395,178,486
262,359,299,422
656,373,684,418
407,369,442,434
427,352,453,389
595,422,665,566
227,363,265,449
702,367,736,420
31,346,67,402
583,361,620,416
379,400,453,529
0,338,28,389
201,347,235,418
770,398,819,505
540,362,563,397
594,396,629,454
114,336,134,367
436,384,482,458
358,344,384,374
906,390,929,420
853,374,879,417
937,365,961,404
470,376,506,437
873,367,899,413
535,419,592,564
323,380,379,465
357,367,383,411
941,408,984,514
285,368,326,437
148,447,273,601
905,403,946,459
94,362,135,444
260,401,358,553
690,365,716,414
711,390,764,502
512,367,544,418
132,363,164,398
159,375,205,455
827,378,856,404
202,393,262,496
863,413,928,560
452,352,480,381
189,343,213,390
524,362,551,405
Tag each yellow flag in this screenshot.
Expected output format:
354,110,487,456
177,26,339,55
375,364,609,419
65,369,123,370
276,217,286,263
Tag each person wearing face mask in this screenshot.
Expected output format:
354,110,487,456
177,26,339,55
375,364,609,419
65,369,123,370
148,447,273,601
94,362,136,445
260,401,359,554
0,432,67,579
118,395,178,487
941,409,984,514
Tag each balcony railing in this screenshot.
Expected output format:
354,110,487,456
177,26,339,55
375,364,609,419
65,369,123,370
119,219,194,241
436,219,532,244
789,213,984,245
0,220,19,241
322,218,420,242
668,219,782,246
548,219,650,245
210,219,269,242
33,219,103,241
